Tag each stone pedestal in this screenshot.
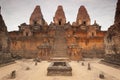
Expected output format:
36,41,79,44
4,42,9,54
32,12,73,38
47,62,72,76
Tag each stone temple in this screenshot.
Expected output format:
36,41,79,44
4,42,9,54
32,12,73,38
1,5,106,61
0,1,120,79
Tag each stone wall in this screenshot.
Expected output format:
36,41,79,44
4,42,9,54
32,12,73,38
65,28,105,58
104,0,120,65
9,32,54,59
0,12,13,64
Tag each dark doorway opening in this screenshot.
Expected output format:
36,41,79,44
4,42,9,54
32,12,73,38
59,21,61,25
92,32,94,37
83,21,86,25
59,19,62,25
34,21,37,25
26,32,29,36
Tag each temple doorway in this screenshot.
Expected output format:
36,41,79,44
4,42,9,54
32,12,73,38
83,21,86,25
58,19,62,25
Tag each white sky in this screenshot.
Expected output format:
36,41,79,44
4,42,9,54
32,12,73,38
0,0,118,31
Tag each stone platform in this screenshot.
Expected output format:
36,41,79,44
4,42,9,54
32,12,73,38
47,62,72,76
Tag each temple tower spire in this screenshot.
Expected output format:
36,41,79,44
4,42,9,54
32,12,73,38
53,5,66,25
76,5,91,26
30,5,45,26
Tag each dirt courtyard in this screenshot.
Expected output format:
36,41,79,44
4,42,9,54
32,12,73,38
0,59,120,80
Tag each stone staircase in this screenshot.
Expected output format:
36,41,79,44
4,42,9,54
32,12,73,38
52,26,68,58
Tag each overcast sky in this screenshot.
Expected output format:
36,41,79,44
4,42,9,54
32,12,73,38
0,0,117,31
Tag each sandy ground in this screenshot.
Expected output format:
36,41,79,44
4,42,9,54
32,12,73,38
0,59,120,80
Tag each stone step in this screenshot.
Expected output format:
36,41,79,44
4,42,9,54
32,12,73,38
54,46,67,48
52,26,68,57
53,52,66,54
50,57,70,61
53,51,66,53
54,50,66,52
53,46,67,49
52,54,68,57
53,52,67,54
